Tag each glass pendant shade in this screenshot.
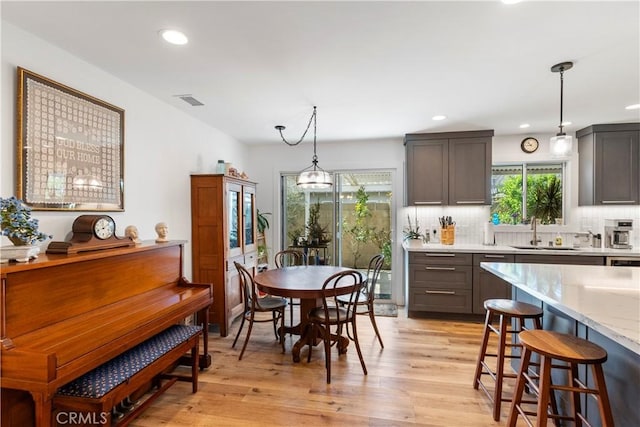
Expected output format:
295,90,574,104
297,168,333,189
549,134,573,158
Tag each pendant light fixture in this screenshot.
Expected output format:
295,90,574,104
549,61,574,158
275,106,333,189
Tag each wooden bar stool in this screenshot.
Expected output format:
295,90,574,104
473,299,544,421
508,330,615,427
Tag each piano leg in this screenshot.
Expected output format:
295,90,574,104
30,392,52,427
199,307,212,369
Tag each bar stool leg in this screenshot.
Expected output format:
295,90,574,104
493,313,508,421
591,364,615,427
536,355,552,426
568,364,582,427
473,309,493,390
507,347,532,427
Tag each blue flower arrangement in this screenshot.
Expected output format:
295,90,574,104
1,197,51,245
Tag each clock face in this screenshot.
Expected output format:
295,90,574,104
94,217,115,240
521,137,539,153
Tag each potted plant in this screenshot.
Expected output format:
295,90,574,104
1,197,50,246
403,213,425,246
256,209,271,235
306,202,329,246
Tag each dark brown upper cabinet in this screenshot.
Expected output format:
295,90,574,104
577,123,639,206
404,130,493,206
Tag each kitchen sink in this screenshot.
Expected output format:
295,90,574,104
510,245,577,251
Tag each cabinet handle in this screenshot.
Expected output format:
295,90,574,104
425,266,456,271
425,290,456,295
426,253,455,257
455,200,485,204
415,201,442,205
483,255,505,259
601,200,636,204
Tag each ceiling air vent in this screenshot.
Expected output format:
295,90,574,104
174,94,204,107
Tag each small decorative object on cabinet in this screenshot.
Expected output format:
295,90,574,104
46,215,134,254
191,174,258,336
577,123,639,206
155,222,169,243
404,130,493,206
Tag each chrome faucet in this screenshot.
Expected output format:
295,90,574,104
530,216,541,246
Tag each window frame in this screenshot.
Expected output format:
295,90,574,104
491,161,567,225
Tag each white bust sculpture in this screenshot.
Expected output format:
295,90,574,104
124,225,141,244
155,222,169,243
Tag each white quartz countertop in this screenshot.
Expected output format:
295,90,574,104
480,262,640,355
403,241,640,257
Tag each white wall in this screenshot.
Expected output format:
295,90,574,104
1,21,249,278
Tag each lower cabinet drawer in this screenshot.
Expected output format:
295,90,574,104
410,265,472,290
409,288,472,314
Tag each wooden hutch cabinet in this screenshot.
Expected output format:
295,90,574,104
190,174,258,337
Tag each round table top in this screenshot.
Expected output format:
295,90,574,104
254,265,358,299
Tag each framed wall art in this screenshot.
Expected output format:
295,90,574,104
16,67,125,211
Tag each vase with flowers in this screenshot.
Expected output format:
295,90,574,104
1,197,51,262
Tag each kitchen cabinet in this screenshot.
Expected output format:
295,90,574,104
472,253,514,314
408,250,605,317
408,252,473,314
404,130,493,206
191,174,257,336
577,123,639,206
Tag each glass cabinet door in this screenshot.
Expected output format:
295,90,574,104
227,182,243,257
243,185,256,252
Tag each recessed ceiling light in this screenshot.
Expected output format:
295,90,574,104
561,121,572,126
626,104,640,110
502,0,522,4
519,123,530,129
160,29,188,45
432,115,447,121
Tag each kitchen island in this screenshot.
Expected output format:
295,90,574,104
481,262,639,426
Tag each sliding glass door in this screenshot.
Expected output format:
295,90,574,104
281,170,393,300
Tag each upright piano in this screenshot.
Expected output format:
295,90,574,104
0,241,213,426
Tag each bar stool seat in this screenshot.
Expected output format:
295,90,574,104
473,299,544,421
508,330,614,427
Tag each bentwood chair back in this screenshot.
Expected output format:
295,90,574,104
232,262,287,360
307,269,367,384
337,254,385,347
274,249,307,329
274,249,307,268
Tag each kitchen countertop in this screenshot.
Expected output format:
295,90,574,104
403,241,640,257
480,262,640,355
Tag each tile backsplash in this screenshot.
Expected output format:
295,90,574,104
402,205,640,248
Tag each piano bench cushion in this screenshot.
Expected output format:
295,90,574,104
56,324,201,399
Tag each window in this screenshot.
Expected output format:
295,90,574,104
491,163,565,225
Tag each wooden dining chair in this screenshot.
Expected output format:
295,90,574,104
337,254,385,348
274,249,307,329
232,262,288,360
306,269,367,384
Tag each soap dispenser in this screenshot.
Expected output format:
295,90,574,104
554,232,563,247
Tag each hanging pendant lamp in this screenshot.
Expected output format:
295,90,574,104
275,106,333,189
549,61,574,158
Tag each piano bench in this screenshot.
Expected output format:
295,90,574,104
53,324,202,426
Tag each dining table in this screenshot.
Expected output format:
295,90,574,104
254,265,360,362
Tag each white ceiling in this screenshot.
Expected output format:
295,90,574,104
2,1,639,145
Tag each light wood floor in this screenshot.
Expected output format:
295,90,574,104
131,310,525,427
